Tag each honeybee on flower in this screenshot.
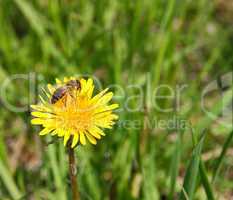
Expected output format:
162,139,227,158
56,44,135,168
31,77,119,148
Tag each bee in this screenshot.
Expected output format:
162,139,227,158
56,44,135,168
51,79,81,104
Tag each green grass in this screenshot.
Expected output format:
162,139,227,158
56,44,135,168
0,0,233,199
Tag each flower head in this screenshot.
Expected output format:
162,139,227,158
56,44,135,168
31,77,119,148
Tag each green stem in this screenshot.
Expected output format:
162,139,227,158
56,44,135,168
68,146,80,200
0,159,22,199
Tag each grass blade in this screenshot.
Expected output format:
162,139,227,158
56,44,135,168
169,127,184,199
48,145,67,200
142,149,159,200
199,160,215,200
0,159,22,199
13,0,46,37
212,129,233,183
179,133,205,200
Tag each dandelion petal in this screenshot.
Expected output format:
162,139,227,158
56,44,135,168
71,134,79,148
64,132,71,146
86,132,97,145
80,132,86,145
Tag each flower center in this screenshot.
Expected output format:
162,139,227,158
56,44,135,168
54,94,94,132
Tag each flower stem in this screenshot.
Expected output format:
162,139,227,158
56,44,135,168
68,145,80,200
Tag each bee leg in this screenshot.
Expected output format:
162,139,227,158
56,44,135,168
69,91,76,100
62,95,68,107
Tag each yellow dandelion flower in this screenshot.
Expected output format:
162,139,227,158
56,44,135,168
31,77,119,148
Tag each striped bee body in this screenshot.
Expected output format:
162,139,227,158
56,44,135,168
51,79,81,104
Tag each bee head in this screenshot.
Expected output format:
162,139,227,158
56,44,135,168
66,79,81,90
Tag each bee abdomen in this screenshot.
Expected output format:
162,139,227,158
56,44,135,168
51,95,61,104
51,87,66,104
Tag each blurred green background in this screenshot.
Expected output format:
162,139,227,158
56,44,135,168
0,0,232,199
